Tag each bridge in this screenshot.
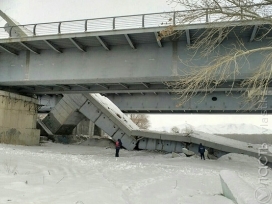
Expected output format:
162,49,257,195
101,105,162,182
0,8,272,164
0,8,272,113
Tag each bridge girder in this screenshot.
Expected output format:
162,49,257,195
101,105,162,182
0,40,270,92
38,92,272,113
0,13,271,114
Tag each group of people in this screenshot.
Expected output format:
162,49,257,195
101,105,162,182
115,139,206,160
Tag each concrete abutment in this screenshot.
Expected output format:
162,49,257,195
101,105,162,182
0,91,40,145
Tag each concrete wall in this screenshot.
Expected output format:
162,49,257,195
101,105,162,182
73,119,94,136
0,91,40,145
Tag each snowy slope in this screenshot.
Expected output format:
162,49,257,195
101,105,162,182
151,123,272,134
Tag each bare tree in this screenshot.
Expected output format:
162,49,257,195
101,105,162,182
128,114,151,129
159,0,272,110
183,125,194,136
171,126,180,133
170,125,194,135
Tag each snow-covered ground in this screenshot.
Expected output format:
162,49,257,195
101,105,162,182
0,142,271,204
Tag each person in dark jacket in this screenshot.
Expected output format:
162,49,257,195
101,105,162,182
198,143,205,160
115,139,122,157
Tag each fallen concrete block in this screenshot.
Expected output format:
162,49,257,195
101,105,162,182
220,170,259,204
182,148,195,156
172,152,181,158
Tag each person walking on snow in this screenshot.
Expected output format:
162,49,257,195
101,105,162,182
115,139,122,157
198,143,205,160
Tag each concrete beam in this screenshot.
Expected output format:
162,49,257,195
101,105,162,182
19,42,40,54
249,25,258,42
154,32,162,47
96,83,108,89
119,83,129,89
96,36,110,51
42,94,87,134
38,92,272,113
44,40,62,53
185,30,191,45
107,92,272,113
0,44,18,55
141,83,149,88
55,84,71,90
37,85,52,90
124,34,135,49
69,38,86,52
75,84,89,90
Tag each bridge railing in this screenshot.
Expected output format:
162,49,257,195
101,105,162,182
0,4,271,39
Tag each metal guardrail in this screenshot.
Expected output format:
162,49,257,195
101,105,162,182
0,4,271,39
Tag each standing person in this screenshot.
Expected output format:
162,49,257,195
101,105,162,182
115,139,122,157
198,143,205,160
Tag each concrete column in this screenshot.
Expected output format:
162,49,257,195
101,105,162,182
0,91,40,145
88,120,95,136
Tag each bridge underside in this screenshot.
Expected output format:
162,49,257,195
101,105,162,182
0,23,271,99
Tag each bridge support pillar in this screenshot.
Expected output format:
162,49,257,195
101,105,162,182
0,91,40,145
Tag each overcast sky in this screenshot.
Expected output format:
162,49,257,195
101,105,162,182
1,0,271,129
0,0,177,25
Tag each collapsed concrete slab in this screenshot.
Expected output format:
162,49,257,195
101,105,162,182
42,94,86,135
80,94,138,150
0,91,40,145
40,93,272,164
41,93,138,150
132,129,272,163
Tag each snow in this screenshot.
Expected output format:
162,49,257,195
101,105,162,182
151,123,272,135
218,153,260,166
0,142,271,204
91,93,139,130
